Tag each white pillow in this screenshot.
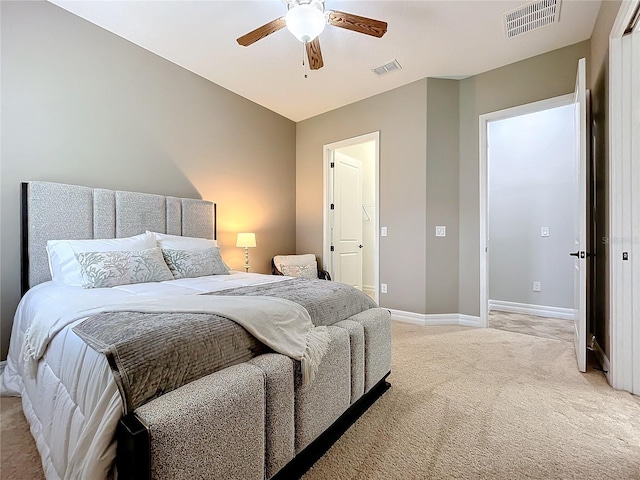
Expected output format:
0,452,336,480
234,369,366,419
148,231,218,250
47,232,157,286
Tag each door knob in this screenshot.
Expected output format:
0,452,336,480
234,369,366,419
569,251,586,258
569,251,580,257
359,245,363,248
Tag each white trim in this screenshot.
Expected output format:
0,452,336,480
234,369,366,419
323,131,380,303
390,309,428,325
488,300,575,320
593,338,611,383
458,314,483,327
424,314,461,326
479,93,575,330
390,309,482,327
609,0,640,394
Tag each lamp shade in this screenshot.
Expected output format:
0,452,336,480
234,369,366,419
285,4,326,43
236,233,256,248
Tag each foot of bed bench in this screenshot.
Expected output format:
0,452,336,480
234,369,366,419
115,372,390,480
270,371,391,480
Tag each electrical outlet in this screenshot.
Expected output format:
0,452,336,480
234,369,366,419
533,281,541,292
435,226,446,237
541,227,550,237
381,227,388,237
381,283,388,294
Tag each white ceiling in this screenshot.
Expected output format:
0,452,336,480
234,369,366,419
49,0,601,122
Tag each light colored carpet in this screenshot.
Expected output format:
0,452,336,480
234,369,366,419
488,310,575,343
2,323,639,480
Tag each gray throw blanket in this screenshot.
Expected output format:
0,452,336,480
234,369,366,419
207,278,377,325
73,279,377,413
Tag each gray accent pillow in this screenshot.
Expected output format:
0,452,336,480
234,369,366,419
162,247,230,279
280,262,318,279
75,247,174,289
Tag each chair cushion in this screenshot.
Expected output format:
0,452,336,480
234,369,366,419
274,254,319,279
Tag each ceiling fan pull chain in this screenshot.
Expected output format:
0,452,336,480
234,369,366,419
303,41,308,79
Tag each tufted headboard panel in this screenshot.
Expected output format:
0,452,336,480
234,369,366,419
21,181,216,294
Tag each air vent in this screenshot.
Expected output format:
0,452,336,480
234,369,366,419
372,59,402,76
504,0,561,38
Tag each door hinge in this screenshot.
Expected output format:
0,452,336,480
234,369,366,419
330,162,335,168
330,203,335,210
330,246,335,252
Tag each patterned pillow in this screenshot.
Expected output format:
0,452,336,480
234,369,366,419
280,262,318,279
75,247,174,288
162,247,230,279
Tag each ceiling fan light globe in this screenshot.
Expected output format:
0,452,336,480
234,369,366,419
285,4,326,43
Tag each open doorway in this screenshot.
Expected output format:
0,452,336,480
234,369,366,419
480,95,581,341
485,99,577,343
323,132,379,302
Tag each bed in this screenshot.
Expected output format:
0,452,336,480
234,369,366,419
1,181,392,479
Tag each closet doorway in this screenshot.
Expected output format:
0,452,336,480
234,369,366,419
323,132,379,302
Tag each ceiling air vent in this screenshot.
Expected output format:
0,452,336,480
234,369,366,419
504,0,561,38
372,59,402,77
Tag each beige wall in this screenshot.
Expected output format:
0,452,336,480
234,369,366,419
426,79,460,314
296,80,428,314
0,1,296,359
458,40,591,316
589,0,622,358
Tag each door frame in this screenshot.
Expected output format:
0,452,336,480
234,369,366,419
323,131,380,302
609,0,640,393
479,93,576,328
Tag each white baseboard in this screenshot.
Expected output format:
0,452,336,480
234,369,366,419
390,309,482,327
458,314,484,327
390,309,429,325
488,300,575,320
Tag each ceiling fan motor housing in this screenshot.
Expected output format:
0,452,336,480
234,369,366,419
285,2,326,43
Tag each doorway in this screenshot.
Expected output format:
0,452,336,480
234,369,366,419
485,100,577,343
323,132,380,302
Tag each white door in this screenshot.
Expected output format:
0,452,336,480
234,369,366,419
572,57,588,372
332,152,363,289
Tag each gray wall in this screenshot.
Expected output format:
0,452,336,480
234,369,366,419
590,0,622,357
488,105,576,309
296,80,428,314
426,79,460,314
0,1,296,359
458,40,591,316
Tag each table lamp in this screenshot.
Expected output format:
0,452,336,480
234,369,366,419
236,233,256,272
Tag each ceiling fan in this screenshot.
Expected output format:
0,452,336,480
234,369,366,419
236,0,388,71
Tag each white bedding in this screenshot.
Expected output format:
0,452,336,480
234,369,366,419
1,272,290,480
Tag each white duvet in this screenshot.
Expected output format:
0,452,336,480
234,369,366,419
1,272,290,480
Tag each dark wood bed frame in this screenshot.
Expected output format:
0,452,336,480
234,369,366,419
20,182,391,480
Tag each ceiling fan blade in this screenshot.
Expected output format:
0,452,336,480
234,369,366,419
328,10,387,38
306,38,324,70
237,17,286,46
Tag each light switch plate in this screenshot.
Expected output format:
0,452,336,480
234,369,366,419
381,227,388,237
533,281,541,292
541,227,550,237
435,226,446,237
381,283,388,293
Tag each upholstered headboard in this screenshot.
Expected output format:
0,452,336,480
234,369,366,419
21,181,216,294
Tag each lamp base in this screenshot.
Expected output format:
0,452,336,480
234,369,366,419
244,247,250,273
